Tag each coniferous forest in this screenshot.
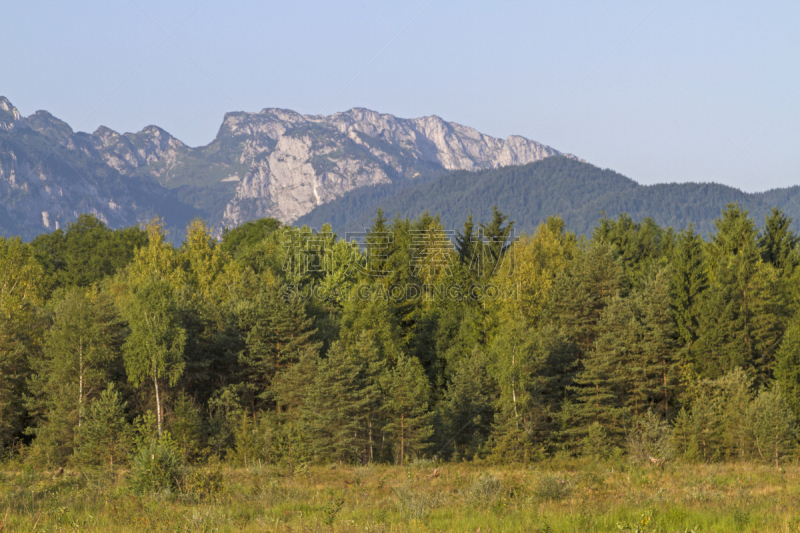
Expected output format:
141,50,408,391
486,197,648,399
2,205,800,531
3,203,799,468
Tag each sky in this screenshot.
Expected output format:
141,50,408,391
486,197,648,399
2,0,799,192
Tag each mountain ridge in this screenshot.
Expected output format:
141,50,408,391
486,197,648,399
0,96,574,239
296,156,800,238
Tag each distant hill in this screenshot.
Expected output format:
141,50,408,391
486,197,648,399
0,96,573,240
296,157,800,237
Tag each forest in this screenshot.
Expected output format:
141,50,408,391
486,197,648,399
296,156,800,239
1,204,800,485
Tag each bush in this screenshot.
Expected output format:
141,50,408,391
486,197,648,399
129,435,184,495
470,472,503,505
394,484,440,521
533,474,572,501
627,410,673,465
183,467,224,497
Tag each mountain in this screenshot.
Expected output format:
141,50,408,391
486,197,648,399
0,97,200,240
296,156,800,237
5,96,797,242
0,96,575,240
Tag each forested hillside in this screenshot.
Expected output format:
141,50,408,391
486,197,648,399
298,156,800,239
0,203,799,472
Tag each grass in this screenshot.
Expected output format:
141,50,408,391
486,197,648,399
1,458,799,532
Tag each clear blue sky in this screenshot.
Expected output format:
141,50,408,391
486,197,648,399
3,0,798,192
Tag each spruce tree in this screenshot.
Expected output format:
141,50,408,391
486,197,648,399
478,206,514,276
546,241,626,359
671,226,708,352
637,269,679,418
746,386,798,465
73,384,133,470
455,214,477,267
436,347,496,461
694,204,788,382
758,207,799,274
382,355,434,464
774,318,800,418
305,341,369,463
235,281,320,412
365,209,391,277
568,295,637,445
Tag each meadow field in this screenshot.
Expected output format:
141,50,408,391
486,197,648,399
1,458,798,532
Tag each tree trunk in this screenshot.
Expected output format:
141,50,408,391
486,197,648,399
512,382,519,430
400,414,405,466
368,418,374,463
775,422,780,467
482,301,486,346
154,369,162,437
511,349,519,429
662,357,668,419
78,339,84,427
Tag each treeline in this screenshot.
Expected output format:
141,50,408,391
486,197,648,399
1,205,799,471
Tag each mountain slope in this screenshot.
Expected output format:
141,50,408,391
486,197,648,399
0,97,200,240
296,157,800,237
0,96,575,239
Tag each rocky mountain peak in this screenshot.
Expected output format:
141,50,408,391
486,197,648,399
0,99,577,240
92,125,122,143
0,96,20,119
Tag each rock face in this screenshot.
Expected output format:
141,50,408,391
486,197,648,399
0,97,197,240
0,96,576,239
219,108,573,227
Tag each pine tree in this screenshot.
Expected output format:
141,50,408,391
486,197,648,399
746,386,797,465
26,288,121,464
235,281,320,413
305,342,369,463
0,237,44,450
73,384,133,471
436,347,496,461
382,355,434,464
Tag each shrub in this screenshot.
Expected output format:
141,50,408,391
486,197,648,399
533,473,572,501
394,484,441,521
627,410,674,465
470,472,503,505
183,467,224,497
129,435,184,495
